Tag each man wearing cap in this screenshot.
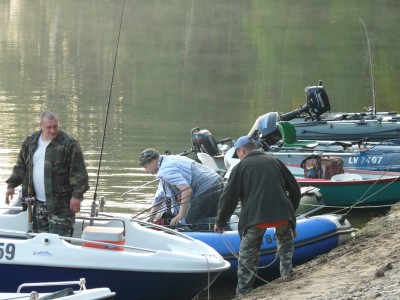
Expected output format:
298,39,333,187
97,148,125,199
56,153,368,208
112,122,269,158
214,136,301,297
139,148,223,230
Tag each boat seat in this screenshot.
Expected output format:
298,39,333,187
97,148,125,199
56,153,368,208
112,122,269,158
197,153,220,171
197,152,226,176
331,173,363,181
277,121,318,148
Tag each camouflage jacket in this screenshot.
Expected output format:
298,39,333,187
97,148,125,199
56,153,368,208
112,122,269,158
6,130,90,213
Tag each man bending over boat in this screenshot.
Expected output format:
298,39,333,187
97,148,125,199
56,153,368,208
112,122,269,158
5,111,89,236
214,136,301,297
139,148,223,231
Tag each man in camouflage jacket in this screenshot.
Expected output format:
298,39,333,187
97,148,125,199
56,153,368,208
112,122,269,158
5,111,89,236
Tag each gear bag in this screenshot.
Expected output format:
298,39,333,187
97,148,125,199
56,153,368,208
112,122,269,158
301,155,344,179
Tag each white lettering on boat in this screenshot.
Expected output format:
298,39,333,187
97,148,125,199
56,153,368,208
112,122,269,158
348,156,383,164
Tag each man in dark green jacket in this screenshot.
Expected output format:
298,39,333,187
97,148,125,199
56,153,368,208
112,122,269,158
214,136,301,297
5,111,89,236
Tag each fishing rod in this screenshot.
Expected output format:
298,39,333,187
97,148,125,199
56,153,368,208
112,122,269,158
138,185,225,222
121,178,160,199
91,0,126,219
132,177,225,220
359,17,376,116
134,200,175,221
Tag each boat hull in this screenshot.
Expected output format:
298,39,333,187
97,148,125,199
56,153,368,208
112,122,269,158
223,143,400,172
292,120,400,142
184,214,353,279
269,149,400,172
0,264,218,300
296,176,400,206
0,212,230,299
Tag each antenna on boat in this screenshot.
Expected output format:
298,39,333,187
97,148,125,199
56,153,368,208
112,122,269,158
91,0,126,219
359,17,376,116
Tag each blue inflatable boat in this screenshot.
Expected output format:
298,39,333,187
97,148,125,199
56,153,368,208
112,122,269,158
184,214,353,279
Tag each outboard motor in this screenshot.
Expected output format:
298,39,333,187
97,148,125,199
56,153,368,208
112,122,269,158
191,128,219,156
248,112,282,146
304,81,331,119
280,80,331,121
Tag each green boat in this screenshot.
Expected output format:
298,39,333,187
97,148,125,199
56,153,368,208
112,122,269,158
289,166,400,207
282,81,400,142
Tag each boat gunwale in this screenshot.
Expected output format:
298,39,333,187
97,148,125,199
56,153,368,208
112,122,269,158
296,175,400,186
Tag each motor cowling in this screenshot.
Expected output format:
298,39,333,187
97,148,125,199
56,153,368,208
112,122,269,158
304,83,331,118
191,128,219,156
248,112,282,146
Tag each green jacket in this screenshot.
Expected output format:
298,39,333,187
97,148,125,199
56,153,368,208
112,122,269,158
216,151,301,236
6,130,90,213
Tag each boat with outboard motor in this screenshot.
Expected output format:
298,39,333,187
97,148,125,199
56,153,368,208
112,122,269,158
246,112,400,172
187,111,400,173
0,204,230,300
287,165,400,207
1,191,353,284
222,153,400,207
190,134,400,206
113,162,353,280
0,278,115,300
279,81,400,142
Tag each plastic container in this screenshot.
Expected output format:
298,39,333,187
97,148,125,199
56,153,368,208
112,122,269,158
82,226,125,251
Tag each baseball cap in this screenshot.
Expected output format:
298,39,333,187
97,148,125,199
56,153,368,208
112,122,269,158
139,148,160,166
232,136,256,158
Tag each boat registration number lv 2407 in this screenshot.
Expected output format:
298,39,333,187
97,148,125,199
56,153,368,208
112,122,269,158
0,243,16,260
348,156,383,164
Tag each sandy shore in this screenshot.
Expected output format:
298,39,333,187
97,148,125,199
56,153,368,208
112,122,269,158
240,203,400,300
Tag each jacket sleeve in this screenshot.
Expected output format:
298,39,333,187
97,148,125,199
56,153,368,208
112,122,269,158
68,141,90,199
279,160,301,210
215,164,240,228
6,137,29,189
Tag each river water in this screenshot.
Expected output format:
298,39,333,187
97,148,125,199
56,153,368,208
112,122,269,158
0,1,399,299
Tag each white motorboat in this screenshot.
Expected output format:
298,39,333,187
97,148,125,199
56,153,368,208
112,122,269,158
0,204,230,300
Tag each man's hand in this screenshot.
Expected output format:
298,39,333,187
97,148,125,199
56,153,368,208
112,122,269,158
170,185,191,226
214,224,225,233
70,197,81,213
5,188,15,205
170,214,183,226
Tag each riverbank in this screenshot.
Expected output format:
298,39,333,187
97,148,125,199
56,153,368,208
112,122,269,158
241,203,400,300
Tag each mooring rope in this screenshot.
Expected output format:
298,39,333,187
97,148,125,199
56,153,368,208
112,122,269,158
220,231,295,285
340,155,400,217
131,173,225,221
